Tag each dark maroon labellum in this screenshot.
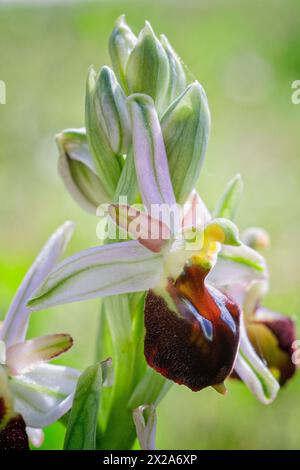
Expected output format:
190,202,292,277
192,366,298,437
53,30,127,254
144,265,240,391
0,415,29,450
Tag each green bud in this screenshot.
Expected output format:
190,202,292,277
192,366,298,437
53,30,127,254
160,34,187,104
125,21,170,115
85,66,121,199
109,15,137,91
161,81,211,204
96,66,131,155
56,128,110,214
213,174,243,221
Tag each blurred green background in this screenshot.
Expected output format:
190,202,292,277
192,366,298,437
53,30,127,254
0,0,300,450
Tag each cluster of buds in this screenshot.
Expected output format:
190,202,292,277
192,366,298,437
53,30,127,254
57,16,209,214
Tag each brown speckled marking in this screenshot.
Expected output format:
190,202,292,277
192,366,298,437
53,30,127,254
0,415,29,450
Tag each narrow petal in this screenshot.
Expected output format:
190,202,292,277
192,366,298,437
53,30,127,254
133,404,157,450
6,334,73,376
26,427,44,448
234,317,279,404
128,94,177,212
181,189,211,231
109,204,171,253
27,241,162,311
10,363,80,428
0,222,74,347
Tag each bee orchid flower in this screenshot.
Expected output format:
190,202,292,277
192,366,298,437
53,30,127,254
222,227,297,387
0,222,80,449
28,95,279,405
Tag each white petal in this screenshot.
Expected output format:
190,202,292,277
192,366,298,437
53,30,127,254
6,334,73,376
10,363,80,428
28,241,162,311
0,222,74,346
26,427,44,447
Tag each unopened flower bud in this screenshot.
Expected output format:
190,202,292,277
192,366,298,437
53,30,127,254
241,227,270,251
109,15,137,90
56,128,110,214
85,67,122,198
161,81,210,203
126,22,170,115
160,34,187,104
96,66,131,155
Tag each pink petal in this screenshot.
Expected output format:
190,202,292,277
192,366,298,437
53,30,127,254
6,334,73,376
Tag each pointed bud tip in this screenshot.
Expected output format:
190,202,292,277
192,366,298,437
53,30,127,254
115,14,126,27
142,20,155,37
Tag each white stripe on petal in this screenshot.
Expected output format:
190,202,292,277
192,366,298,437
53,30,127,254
28,241,162,311
10,363,80,428
0,222,74,346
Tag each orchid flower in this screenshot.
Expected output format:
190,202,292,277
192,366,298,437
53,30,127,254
28,95,279,406
221,226,297,387
0,222,80,449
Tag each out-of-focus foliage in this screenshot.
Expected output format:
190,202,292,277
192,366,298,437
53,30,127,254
0,0,299,450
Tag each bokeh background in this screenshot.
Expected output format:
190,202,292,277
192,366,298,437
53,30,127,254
0,0,300,449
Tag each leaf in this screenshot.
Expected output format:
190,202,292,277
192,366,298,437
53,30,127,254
63,363,102,450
